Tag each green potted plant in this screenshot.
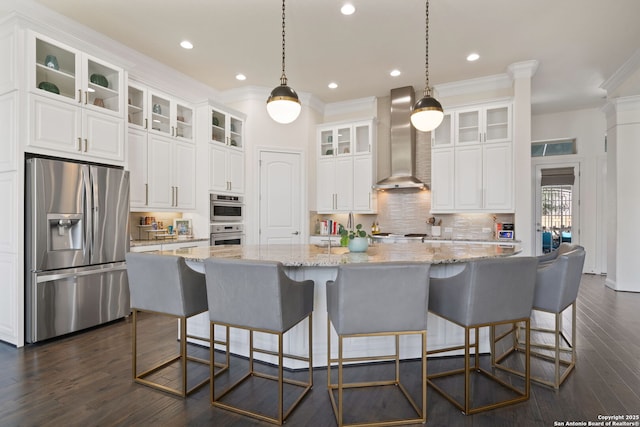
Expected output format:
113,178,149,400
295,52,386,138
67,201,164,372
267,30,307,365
340,224,369,252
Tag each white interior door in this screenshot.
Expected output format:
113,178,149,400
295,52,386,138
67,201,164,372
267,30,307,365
533,161,581,255
259,150,303,245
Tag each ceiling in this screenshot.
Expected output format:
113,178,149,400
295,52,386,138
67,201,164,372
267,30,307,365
29,0,640,114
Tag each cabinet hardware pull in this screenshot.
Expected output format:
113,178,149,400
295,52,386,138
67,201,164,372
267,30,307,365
78,89,82,103
145,183,148,206
172,126,175,137
144,118,148,130
84,91,88,105
77,138,82,151
175,186,179,206
83,139,88,152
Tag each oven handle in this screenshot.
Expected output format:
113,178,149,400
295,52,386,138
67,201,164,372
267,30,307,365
212,201,243,207
211,233,244,239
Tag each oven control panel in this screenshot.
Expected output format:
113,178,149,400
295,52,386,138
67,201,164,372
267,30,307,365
211,223,243,233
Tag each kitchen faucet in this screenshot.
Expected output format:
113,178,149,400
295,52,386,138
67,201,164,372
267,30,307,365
347,212,354,231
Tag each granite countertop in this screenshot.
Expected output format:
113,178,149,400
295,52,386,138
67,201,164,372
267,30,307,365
158,241,522,267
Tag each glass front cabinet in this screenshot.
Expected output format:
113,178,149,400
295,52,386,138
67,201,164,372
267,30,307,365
316,119,376,214
29,32,125,162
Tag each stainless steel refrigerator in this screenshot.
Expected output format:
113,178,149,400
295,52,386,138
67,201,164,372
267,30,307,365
25,157,130,343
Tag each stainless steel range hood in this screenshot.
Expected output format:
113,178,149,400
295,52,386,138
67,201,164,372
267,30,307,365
373,86,428,190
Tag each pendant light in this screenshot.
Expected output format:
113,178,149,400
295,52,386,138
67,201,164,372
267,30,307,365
266,0,301,124
411,0,444,132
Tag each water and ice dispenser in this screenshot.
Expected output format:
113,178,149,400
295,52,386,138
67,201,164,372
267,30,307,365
47,213,83,251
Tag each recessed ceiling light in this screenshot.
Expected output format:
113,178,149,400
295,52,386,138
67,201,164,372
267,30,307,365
235,74,247,81
328,82,338,89
466,53,480,62
390,69,401,77
341,3,355,15
180,40,194,50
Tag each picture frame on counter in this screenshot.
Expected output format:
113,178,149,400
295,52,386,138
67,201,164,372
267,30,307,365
174,219,192,237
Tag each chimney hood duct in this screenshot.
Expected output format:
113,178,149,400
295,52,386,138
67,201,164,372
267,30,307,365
373,86,428,190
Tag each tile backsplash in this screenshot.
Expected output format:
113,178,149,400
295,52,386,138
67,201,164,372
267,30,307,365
311,189,514,240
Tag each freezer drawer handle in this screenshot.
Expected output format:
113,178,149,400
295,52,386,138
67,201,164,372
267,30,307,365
35,264,127,283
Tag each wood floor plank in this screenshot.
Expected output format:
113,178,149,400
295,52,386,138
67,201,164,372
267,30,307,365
1,274,639,427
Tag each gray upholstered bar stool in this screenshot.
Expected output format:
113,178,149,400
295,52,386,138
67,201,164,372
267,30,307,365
125,252,227,397
204,258,314,426
427,256,538,415
536,242,581,266
326,262,431,427
494,247,585,388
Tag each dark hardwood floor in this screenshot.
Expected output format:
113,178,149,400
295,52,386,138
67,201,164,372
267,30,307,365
1,274,639,427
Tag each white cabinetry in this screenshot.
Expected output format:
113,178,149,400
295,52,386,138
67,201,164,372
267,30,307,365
455,103,511,145
430,147,455,211
27,32,124,163
431,101,513,213
316,119,376,214
200,105,245,195
127,81,196,210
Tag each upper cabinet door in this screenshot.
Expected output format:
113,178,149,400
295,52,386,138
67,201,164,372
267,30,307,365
483,104,511,143
33,34,80,103
149,92,171,136
431,112,453,148
127,83,147,129
456,108,481,145
354,122,372,154
83,54,123,116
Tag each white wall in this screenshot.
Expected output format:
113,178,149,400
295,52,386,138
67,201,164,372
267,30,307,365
226,93,322,244
531,108,607,274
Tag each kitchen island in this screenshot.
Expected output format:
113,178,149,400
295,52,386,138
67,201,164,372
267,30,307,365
159,241,522,367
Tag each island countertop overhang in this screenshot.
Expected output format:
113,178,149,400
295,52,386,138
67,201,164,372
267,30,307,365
158,241,522,267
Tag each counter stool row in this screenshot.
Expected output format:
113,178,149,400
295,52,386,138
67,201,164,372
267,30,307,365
125,245,584,426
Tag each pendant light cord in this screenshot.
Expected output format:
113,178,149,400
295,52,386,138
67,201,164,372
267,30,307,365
424,0,431,97
280,0,288,85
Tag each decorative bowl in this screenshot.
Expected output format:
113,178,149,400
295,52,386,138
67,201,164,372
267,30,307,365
90,73,109,88
38,81,60,94
44,55,59,70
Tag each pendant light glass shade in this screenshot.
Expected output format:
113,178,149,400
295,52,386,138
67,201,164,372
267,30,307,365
411,0,443,132
411,92,444,131
267,0,300,124
267,82,301,124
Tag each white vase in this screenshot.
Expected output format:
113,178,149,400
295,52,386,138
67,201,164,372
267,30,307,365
348,237,369,252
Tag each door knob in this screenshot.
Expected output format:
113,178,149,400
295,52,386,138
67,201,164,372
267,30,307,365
292,231,299,235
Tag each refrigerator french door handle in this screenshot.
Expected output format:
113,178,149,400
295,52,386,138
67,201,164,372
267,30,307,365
82,165,93,261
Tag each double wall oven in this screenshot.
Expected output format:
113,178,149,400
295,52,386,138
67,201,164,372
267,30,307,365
210,194,244,246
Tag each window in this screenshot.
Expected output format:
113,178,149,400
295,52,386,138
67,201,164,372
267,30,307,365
531,139,576,157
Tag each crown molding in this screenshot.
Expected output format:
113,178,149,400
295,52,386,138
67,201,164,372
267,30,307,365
324,96,377,117
600,49,640,94
434,73,512,98
507,60,539,79
218,85,326,114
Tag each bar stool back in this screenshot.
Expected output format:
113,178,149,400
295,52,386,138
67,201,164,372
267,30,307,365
494,247,585,388
204,258,314,425
326,262,431,427
126,252,222,397
427,256,538,414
